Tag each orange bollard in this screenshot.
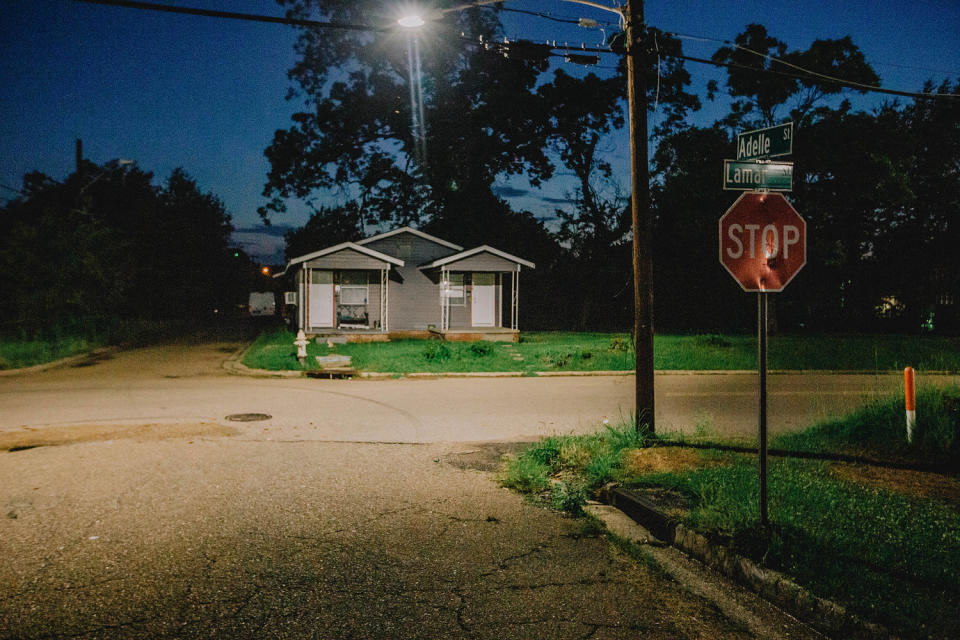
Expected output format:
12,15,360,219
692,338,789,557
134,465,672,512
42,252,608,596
904,366,916,443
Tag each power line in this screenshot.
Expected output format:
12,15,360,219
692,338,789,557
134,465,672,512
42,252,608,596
666,30,959,98
66,0,958,101
671,52,959,100
68,0,384,32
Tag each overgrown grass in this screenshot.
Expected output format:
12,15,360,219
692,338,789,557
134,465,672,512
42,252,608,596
0,317,173,369
771,385,960,468
501,388,960,637
0,336,100,369
499,423,652,503
632,457,960,637
243,329,960,373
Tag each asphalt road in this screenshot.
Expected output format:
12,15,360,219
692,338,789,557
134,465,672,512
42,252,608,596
0,340,833,639
1,341,953,442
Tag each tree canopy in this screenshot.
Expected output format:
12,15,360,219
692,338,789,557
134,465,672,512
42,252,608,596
0,162,241,333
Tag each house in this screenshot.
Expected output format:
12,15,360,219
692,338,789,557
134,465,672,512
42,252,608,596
277,227,534,341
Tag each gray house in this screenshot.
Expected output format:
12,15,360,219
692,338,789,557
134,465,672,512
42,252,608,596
278,227,534,341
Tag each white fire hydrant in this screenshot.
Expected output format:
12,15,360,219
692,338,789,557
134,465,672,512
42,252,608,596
294,330,309,362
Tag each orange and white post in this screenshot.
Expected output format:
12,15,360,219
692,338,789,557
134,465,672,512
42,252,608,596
904,366,916,443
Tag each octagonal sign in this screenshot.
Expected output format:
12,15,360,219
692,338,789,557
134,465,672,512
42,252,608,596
719,192,806,292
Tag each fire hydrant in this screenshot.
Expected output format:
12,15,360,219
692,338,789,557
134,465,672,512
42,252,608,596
294,330,309,363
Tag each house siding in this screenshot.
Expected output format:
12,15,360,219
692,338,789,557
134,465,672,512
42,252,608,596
364,233,459,330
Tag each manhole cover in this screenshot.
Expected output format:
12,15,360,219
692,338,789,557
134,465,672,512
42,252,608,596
225,413,272,422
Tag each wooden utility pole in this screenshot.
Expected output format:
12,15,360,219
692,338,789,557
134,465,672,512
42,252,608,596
625,0,654,434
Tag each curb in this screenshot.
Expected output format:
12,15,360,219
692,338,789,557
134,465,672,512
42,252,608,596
0,347,119,377
600,486,892,639
219,362,960,380
222,343,304,378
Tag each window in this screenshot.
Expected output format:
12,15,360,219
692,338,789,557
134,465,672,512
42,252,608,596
445,273,465,306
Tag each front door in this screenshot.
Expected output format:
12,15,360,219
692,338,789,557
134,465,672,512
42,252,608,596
471,273,496,327
309,270,334,328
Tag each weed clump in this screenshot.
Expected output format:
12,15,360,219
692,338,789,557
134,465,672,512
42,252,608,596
422,342,451,362
468,341,494,357
609,335,630,352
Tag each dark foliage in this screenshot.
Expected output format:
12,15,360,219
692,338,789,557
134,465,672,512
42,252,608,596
0,162,242,333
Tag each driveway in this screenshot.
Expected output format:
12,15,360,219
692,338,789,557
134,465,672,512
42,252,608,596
0,342,831,638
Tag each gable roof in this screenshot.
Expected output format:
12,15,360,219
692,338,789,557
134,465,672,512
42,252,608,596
355,226,463,252
275,242,404,277
420,245,535,270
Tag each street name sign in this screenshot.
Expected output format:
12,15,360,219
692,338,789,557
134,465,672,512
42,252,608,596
718,192,806,292
723,159,793,192
736,122,793,160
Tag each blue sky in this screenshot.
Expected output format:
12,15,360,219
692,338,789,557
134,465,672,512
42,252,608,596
2,0,958,263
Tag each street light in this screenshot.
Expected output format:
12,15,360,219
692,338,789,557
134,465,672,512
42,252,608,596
399,1,654,434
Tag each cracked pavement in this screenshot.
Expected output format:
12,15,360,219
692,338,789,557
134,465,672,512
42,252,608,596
1,339,823,638
2,437,768,639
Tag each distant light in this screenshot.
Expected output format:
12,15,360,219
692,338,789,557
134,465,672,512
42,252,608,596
398,14,425,27
261,266,270,275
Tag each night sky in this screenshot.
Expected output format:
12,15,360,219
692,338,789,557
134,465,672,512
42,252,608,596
2,0,958,263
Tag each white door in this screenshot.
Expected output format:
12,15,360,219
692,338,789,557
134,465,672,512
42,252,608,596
309,270,334,328
471,273,496,327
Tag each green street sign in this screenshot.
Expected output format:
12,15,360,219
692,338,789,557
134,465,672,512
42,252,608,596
723,160,793,192
736,122,793,160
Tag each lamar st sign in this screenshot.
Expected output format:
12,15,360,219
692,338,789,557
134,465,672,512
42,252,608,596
719,193,806,292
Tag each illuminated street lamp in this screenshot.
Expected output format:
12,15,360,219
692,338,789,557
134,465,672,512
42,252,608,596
399,1,654,433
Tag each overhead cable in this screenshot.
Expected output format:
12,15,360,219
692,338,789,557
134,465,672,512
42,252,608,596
68,0,384,32
666,30,959,98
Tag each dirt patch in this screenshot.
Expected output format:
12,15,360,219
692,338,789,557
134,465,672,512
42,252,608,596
1,422,239,452
443,442,534,472
828,462,960,508
622,446,725,476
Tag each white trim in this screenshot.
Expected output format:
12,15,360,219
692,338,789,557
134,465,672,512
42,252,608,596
279,242,404,276
421,245,535,270
355,226,463,251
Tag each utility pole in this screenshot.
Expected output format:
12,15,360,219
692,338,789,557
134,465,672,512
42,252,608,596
625,0,654,434
75,138,83,172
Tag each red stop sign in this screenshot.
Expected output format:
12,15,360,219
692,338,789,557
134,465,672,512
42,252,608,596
719,192,806,292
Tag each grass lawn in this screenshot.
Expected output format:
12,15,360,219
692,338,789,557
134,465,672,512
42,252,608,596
500,386,960,638
243,328,960,373
0,336,102,370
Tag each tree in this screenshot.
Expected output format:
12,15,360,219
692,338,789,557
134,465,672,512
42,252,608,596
262,0,554,232
710,24,879,129
284,202,363,261
0,162,237,333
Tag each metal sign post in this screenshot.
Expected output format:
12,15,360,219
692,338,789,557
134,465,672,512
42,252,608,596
757,292,769,527
721,122,803,530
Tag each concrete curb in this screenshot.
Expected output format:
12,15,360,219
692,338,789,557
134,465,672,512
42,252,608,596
0,347,120,377
219,356,960,380
222,343,304,378
600,486,892,639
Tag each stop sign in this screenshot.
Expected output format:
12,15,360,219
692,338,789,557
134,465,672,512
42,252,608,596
719,192,806,292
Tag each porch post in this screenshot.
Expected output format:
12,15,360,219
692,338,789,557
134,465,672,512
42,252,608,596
300,266,308,331
381,267,388,332
497,272,503,328
512,268,520,331
440,268,450,331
